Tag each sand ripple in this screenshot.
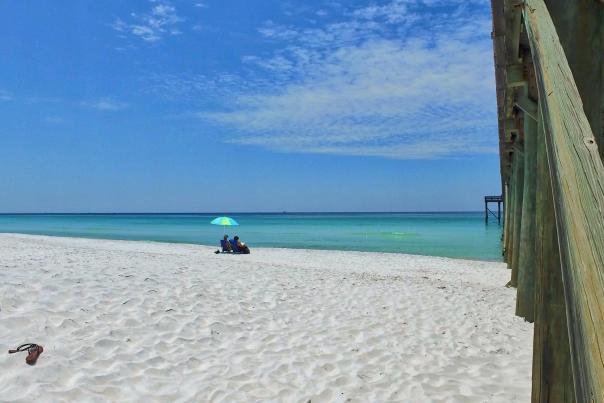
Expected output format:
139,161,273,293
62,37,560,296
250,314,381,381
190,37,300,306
0,234,532,402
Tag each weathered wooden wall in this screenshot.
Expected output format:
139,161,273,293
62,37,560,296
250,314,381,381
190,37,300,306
491,0,604,401
544,0,604,157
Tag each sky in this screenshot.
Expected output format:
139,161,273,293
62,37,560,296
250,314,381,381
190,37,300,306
0,0,500,213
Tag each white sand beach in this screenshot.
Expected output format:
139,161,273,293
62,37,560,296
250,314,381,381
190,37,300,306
0,234,532,402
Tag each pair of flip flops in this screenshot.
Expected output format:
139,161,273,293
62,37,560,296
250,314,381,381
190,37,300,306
8,343,44,365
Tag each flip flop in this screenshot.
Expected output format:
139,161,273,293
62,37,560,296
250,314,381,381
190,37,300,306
26,345,43,365
8,343,44,366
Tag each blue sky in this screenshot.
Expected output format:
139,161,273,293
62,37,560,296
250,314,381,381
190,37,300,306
0,0,499,212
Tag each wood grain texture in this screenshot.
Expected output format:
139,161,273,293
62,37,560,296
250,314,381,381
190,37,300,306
532,110,575,403
543,0,604,160
524,0,604,400
503,182,510,262
491,0,511,187
517,113,537,322
510,150,524,288
506,160,519,267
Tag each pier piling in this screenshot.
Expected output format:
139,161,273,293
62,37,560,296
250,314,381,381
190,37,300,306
491,0,604,400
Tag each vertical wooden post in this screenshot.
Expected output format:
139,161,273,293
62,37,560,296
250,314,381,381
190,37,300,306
517,113,538,321
498,201,501,223
532,110,574,402
524,0,604,398
509,160,520,272
506,168,516,266
503,186,507,256
503,182,510,261
510,149,524,287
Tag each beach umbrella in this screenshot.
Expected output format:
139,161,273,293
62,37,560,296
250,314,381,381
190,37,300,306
210,216,239,235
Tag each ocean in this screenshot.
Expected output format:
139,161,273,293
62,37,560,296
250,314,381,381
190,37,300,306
0,213,503,261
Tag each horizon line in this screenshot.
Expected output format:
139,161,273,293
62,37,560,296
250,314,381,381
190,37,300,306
0,211,484,215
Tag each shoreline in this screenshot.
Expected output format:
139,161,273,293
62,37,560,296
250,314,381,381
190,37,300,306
0,234,531,402
0,232,503,263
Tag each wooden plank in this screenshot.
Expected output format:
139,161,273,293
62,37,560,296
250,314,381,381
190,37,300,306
505,161,515,266
506,64,526,88
515,93,539,122
516,112,537,322
507,179,515,264
503,182,510,262
524,0,604,400
506,0,523,63
505,118,518,142
491,0,510,185
510,149,524,287
507,160,519,268
543,1,604,161
532,108,574,402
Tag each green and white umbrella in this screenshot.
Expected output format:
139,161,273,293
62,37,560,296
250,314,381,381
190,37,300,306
210,216,239,235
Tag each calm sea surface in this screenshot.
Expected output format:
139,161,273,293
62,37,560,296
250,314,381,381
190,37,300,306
0,213,503,261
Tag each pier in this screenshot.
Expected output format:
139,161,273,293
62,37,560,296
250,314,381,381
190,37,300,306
491,0,604,401
484,195,502,224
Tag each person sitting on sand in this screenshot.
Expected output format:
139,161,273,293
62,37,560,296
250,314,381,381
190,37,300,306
231,235,250,254
216,235,232,254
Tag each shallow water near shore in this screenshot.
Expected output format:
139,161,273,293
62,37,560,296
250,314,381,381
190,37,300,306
0,212,502,260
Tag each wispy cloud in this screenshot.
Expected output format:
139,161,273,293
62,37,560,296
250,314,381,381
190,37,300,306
25,96,61,104
0,90,13,101
351,0,410,23
154,1,497,159
82,97,127,111
113,0,183,43
0,92,62,104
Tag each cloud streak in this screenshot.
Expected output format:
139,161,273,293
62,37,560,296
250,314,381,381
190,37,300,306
82,97,128,111
0,90,12,101
113,1,183,43
160,1,498,159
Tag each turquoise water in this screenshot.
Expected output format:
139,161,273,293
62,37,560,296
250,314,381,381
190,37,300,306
0,213,502,261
